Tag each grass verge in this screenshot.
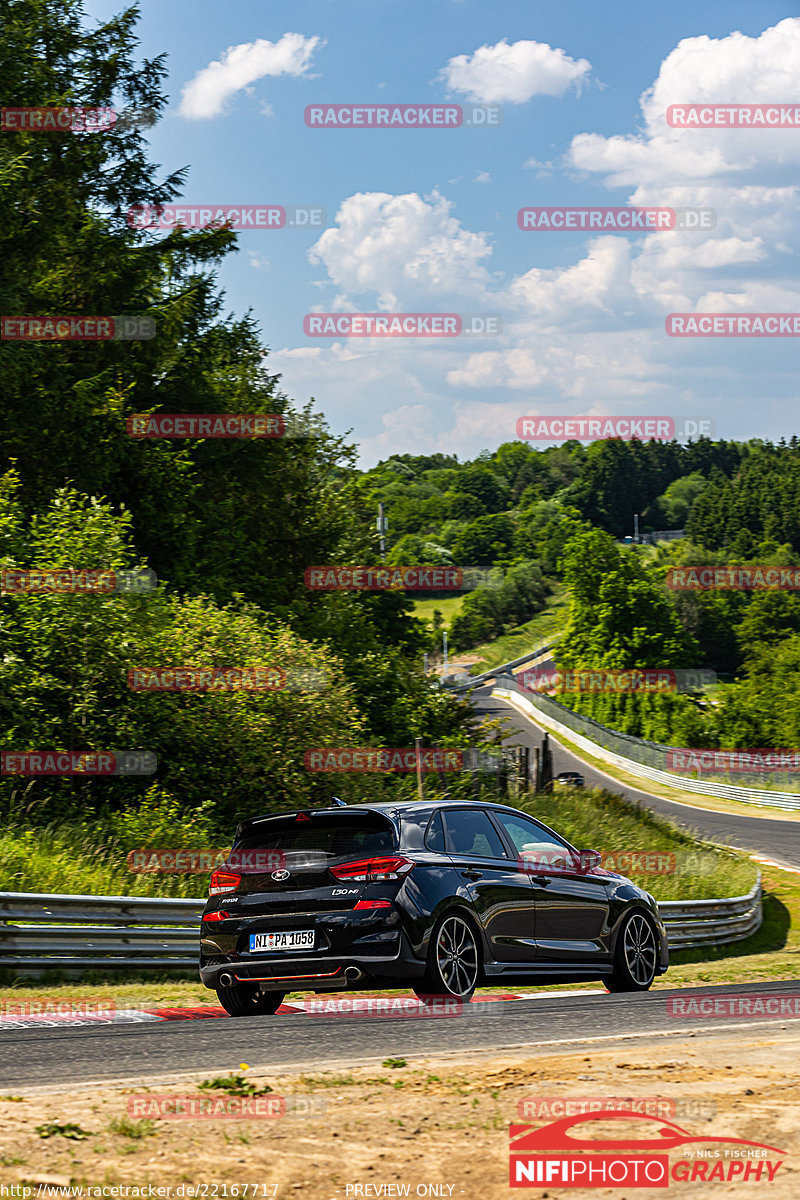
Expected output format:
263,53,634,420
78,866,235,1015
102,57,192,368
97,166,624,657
465,585,569,673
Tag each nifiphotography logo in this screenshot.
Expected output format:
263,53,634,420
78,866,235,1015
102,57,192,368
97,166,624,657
509,1112,786,1188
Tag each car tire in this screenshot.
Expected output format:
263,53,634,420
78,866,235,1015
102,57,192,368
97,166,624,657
413,911,481,1002
606,911,658,993
215,983,286,1016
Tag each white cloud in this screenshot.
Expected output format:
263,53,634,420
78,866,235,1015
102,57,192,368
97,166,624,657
308,191,496,307
268,22,800,463
567,18,800,185
438,38,591,105
179,33,322,119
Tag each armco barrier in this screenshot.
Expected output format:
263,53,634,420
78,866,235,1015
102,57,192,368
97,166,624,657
451,640,558,690
0,891,204,973
0,878,761,975
493,677,800,812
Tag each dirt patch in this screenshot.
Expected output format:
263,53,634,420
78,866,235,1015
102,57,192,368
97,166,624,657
2,1029,799,1197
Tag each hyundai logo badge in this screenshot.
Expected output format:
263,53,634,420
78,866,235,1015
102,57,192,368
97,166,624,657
272,869,291,882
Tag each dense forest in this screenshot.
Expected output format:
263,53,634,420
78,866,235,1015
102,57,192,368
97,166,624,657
355,438,800,750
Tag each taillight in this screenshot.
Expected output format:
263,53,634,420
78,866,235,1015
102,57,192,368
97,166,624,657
354,899,392,910
203,910,229,922
209,870,241,896
330,856,414,882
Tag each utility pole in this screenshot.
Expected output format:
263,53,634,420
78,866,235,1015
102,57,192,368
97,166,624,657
414,737,425,801
377,503,388,562
634,512,639,545
442,629,448,679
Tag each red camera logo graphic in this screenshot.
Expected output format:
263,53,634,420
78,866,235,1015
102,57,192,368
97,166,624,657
509,1112,785,1187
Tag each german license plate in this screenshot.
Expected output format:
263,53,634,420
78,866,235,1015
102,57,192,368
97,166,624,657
249,930,314,952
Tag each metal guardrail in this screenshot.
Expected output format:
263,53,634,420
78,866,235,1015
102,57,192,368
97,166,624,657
494,678,800,812
0,878,762,975
450,640,559,691
658,876,762,949
0,892,204,973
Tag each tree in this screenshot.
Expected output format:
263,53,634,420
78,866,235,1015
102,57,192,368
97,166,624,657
645,472,708,529
451,514,516,566
450,465,510,513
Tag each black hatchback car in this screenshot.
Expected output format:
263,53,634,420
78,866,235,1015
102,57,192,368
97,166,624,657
200,800,669,1015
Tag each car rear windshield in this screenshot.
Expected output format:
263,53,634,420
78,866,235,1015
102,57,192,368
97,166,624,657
235,812,397,861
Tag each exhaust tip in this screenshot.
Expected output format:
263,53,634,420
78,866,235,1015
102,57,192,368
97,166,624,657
219,972,234,988
344,966,363,982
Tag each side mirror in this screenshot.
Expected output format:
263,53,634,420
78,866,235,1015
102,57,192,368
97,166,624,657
577,849,603,873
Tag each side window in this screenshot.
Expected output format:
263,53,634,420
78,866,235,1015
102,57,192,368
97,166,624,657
443,808,509,859
492,812,574,869
425,810,446,852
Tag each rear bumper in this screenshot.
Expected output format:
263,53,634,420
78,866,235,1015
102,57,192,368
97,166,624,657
199,930,426,991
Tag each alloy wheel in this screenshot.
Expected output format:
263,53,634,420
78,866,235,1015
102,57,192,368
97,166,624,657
435,915,479,997
623,914,657,986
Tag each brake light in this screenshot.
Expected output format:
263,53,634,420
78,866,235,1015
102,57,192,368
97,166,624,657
203,910,229,922
354,899,392,910
209,870,241,896
330,856,414,882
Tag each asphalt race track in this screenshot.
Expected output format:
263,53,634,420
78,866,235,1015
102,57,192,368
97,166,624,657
4,981,800,1090
473,685,800,871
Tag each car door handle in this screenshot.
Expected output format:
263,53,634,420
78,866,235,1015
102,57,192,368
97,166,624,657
461,869,483,880
531,875,551,887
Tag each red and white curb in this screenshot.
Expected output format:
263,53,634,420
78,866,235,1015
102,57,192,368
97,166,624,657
0,989,606,1030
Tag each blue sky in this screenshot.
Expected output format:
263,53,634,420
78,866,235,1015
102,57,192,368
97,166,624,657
87,0,800,464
